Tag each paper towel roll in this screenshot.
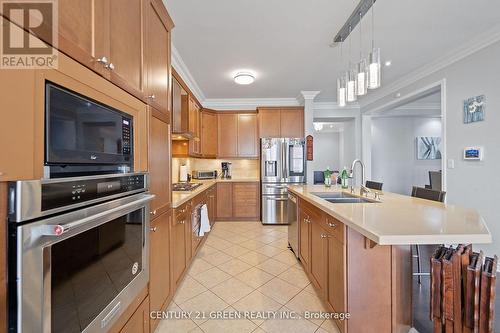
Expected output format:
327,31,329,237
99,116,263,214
179,165,188,182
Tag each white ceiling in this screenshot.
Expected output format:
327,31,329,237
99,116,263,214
164,0,500,101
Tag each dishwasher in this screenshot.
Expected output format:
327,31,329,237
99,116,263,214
287,193,299,258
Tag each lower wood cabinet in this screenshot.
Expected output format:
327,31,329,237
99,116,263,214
327,231,346,332
298,208,311,269
149,211,171,333
207,186,217,225
297,198,411,333
232,183,260,219
216,183,233,219
172,202,190,289
310,219,328,298
120,296,150,333
216,182,259,221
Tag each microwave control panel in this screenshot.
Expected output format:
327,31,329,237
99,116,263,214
122,118,132,155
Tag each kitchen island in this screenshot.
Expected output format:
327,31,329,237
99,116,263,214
287,185,491,333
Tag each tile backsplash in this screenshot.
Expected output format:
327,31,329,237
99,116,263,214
172,158,260,182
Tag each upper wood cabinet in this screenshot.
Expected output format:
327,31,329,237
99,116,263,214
188,97,201,156
149,110,171,217
237,114,258,157
258,108,281,138
217,114,238,158
105,0,145,98
201,110,218,158
145,0,174,113
217,113,258,158
57,0,105,73
280,108,304,138
46,0,173,112
258,107,304,138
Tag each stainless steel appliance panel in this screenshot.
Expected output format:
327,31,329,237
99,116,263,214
283,138,306,183
261,194,289,225
261,138,283,183
14,193,153,333
287,194,299,257
261,183,288,195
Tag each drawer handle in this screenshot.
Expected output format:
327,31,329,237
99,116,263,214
150,210,157,216
328,222,337,228
180,220,185,224
105,62,115,70
304,218,310,224
148,94,156,100
150,227,157,232
320,233,330,239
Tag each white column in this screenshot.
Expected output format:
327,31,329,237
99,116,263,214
300,91,320,185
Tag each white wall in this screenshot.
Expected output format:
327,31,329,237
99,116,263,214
362,40,500,257
371,117,442,195
313,131,341,174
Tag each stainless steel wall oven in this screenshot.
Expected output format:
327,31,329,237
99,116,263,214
8,173,153,333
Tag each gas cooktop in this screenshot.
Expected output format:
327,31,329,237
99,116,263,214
172,182,202,192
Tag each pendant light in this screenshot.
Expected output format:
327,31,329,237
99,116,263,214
368,0,381,90
337,37,347,107
346,26,357,103
356,12,368,96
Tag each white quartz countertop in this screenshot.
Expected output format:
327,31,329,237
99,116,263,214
287,185,492,246
171,178,260,208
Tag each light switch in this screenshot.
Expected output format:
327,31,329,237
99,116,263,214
447,159,455,169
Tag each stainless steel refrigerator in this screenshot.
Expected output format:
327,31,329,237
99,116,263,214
261,138,306,225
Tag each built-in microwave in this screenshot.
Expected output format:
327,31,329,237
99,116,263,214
45,82,134,178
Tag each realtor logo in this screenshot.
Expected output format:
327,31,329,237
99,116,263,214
1,0,58,69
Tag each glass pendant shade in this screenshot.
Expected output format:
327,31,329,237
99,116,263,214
368,48,381,89
347,69,357,102
356,58,368,96
337,75,347,107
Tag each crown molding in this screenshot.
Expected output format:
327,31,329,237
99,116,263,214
202,98,301,111
360,24,500,108
299,91,321,101
314,101,360,111
171,45,206,103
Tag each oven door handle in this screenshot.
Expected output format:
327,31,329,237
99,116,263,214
37,194,155,237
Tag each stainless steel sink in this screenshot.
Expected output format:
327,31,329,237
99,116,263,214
311,192,377,204
311,192,357,199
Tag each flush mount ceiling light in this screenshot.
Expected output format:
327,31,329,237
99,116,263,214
234,72,255,85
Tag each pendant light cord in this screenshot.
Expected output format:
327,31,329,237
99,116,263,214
371,0,375,49
359,12,363,57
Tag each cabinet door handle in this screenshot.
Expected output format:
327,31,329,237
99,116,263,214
97,56,108,65
328,222,336,228
180,220,185,224
304,218,310,224
105,62,115,70
148,94,156,100
150,210,157,216
321,233,330,239
150,227,157,232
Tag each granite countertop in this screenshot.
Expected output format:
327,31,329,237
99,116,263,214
171,178,260,208
287,184,491,246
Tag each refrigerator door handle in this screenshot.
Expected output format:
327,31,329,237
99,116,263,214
282,140,287,181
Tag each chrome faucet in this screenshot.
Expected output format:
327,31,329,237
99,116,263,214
350,159,370,197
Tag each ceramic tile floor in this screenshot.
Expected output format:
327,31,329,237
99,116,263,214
156,222,341,333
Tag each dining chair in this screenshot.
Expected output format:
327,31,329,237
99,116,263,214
365,180,383,191
411,186,446,284
428,171,442,191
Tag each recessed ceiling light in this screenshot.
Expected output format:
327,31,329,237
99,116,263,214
385,60,392,67
234,72,255,85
